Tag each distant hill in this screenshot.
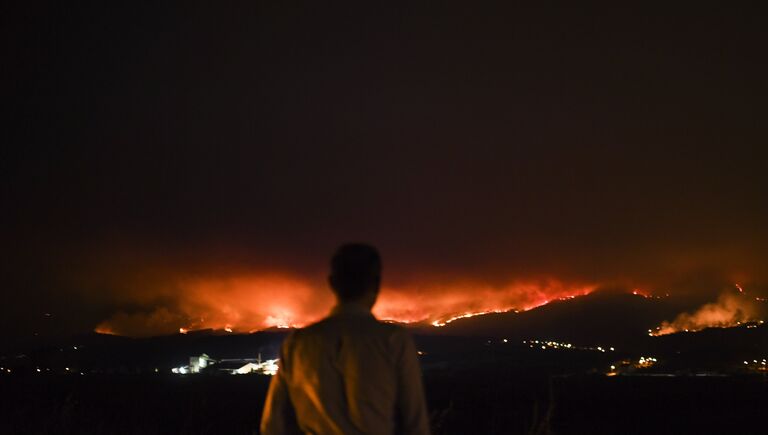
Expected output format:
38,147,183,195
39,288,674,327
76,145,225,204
410,291,768,359
6,292,766,373
648,323,768,366
419,291,685,349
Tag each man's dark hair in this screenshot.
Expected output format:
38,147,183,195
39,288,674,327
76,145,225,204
330,243,381,301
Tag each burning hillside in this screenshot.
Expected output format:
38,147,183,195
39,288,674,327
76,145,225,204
94,276,595,336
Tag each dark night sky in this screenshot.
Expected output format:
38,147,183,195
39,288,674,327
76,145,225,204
2,2,767,345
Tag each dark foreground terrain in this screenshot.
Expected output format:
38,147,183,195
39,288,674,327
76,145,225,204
2,368,767,434
3,321,767,434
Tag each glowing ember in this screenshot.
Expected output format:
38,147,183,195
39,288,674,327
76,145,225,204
94,325,117,335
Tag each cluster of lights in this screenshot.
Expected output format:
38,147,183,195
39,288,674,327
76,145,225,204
230,359,280,375
523,340,614,353
525,339,573,350
742,359,767,371
246,359,278,376
172,357,280,376
606,363,622,376
606,356,659,376
631,290,669,299
2,366,85,375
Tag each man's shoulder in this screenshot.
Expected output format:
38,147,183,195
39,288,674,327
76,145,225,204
290,315,410,340
279,323,320,358
284,315,341,343
375,320,409,335
370,320,417,349
284,318,327,341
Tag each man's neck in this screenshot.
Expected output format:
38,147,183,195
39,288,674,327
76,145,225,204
331,302,374,317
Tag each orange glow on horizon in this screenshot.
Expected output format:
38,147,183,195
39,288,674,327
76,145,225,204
94,275,598,337
94,325,117,335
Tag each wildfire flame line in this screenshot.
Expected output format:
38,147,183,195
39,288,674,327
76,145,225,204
431,309,513,327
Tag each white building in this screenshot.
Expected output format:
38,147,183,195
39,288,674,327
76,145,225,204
189,353,216,373
172,353,278,376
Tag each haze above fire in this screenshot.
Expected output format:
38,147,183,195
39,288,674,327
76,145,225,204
2,3,767,346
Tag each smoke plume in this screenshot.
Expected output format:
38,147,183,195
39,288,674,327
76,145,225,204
654,291,765,335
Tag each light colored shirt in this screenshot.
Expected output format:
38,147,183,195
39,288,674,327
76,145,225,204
260,304,430,435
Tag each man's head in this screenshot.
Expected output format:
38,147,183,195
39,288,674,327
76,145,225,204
329,243,381,307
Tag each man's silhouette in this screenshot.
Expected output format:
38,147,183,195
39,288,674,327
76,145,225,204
260,243,430,435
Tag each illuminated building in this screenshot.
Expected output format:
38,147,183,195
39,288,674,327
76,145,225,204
171,353,279,376
189,353,215,373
